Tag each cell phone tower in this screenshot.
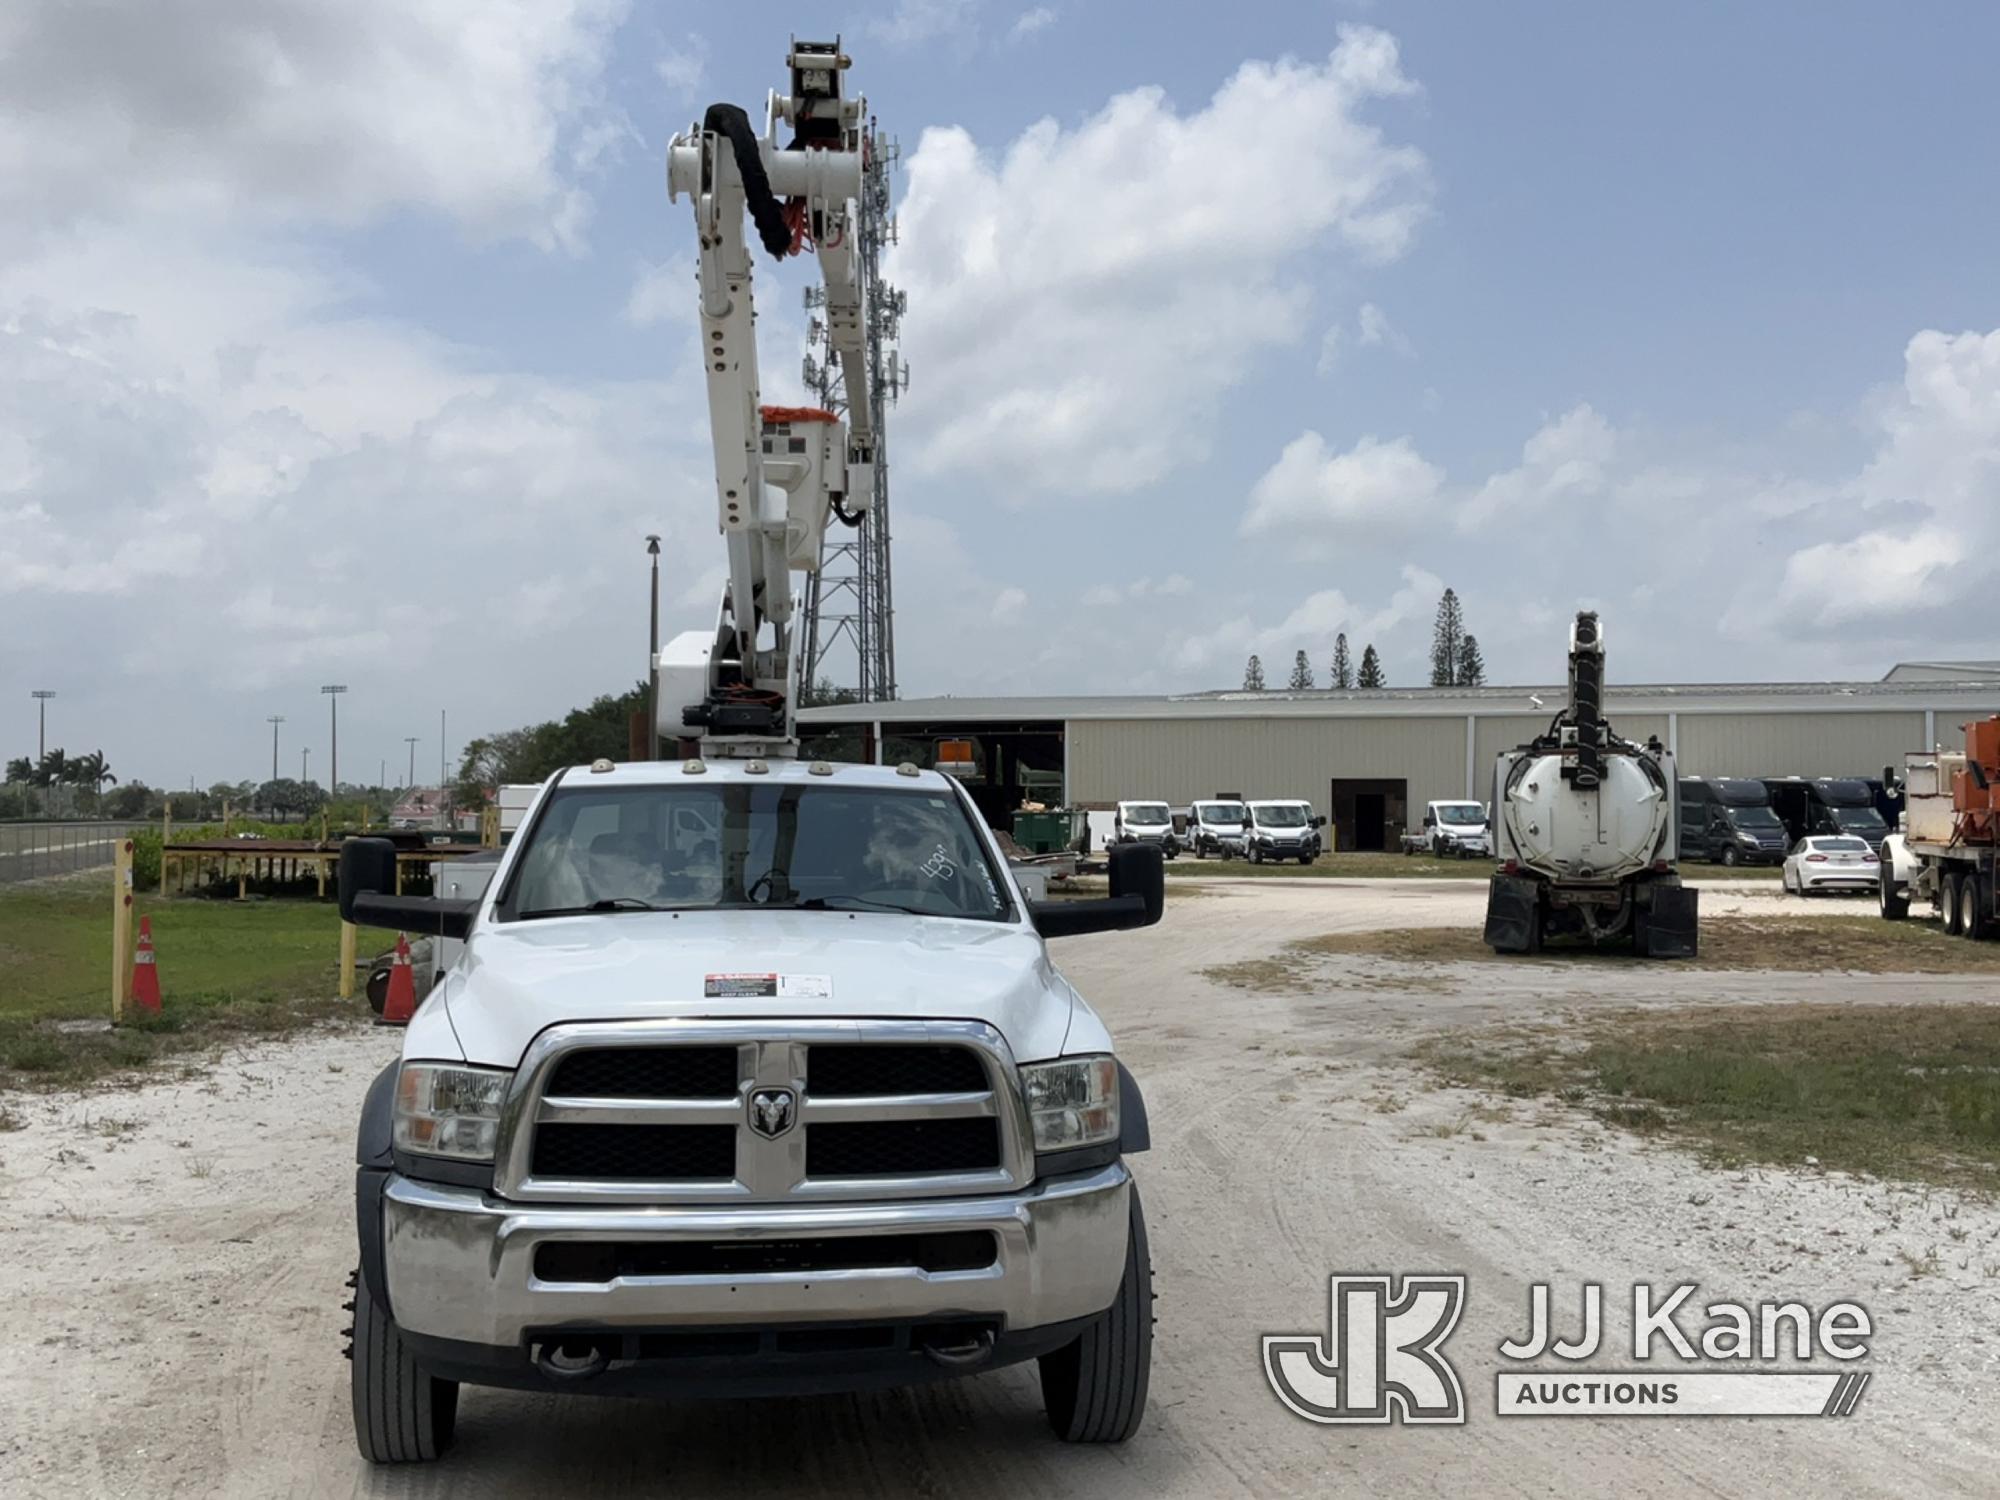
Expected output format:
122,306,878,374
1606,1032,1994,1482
799,120,907,705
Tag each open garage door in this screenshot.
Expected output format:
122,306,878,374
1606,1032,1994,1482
1331,777,1408,852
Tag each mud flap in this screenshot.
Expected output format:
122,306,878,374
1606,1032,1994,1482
1484,875,1541,953
1641,885,1699,959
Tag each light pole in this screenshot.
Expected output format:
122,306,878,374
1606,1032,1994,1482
31,689,54,760
405,736,420,789
321,685,347,792
267,715,285,783
30,690,55,816
302,747,310,784
646,535,662,761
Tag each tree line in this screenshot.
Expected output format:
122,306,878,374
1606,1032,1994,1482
1241,587,1487,692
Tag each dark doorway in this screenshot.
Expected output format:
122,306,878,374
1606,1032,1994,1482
1330,777,1408,853
1354,793,1385,851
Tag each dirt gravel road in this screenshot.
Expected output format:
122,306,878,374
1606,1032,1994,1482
4,879,1996,1497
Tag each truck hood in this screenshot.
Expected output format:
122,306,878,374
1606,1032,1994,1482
439,910,1076,1069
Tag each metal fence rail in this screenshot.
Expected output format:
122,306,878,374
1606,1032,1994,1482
0,821,145,885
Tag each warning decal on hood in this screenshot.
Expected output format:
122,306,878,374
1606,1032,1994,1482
703,973,834,999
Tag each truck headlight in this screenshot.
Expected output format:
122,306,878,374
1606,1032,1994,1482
394,1063,511,1161
1020,1055,1119,1151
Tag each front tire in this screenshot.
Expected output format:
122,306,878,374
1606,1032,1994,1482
1040,1186,1153,1443
350,1268,458,1464
1880,866,1910,921
1720,846,1739,868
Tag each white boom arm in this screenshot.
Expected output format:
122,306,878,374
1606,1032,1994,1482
655,39,875,753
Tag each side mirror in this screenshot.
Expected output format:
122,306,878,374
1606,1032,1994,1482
339,836,478,941
1030,842,1164,939
1311,815,1327,829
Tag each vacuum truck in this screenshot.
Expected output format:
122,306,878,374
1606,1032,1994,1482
1483,611,1698,957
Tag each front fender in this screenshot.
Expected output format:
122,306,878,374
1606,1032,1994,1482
1883,833,1920,886
355,1062,398,1316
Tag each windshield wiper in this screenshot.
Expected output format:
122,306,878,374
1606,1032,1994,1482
519,897,673,919
788,895,932,916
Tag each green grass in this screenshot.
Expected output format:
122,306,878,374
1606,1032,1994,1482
1420,1004,2000,1190
1201,917,2000,992
0,874,358,1089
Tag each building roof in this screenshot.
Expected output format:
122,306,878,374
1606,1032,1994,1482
799,675,2000,727
1883,661,2000,682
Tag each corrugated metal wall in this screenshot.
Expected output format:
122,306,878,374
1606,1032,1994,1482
1066,717,1468,820
1067,708,1959,826
1675,711,1927,779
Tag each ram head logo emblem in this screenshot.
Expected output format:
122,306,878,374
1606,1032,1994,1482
748,1087,797,1139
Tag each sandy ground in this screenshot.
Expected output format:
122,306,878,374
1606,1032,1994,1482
3,878,1996,1498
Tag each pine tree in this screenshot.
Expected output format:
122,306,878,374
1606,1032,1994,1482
1243,654,1266,691
1456,633,1486,687
1288,650,1315,690
1429,587,1465,686
1330,633,1353,690
1358,644,1385,688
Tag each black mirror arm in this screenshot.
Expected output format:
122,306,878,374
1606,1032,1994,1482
1028,894,1151,939
349,893,477,941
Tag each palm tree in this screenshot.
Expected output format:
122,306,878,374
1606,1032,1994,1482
3,756,29,785
33,748,68,817
71,750,116,813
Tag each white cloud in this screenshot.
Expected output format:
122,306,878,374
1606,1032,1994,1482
1457,404,1616,529
1356,301,1413,356
1242,432,1445,537
872,0,981,47
655,36,707,105
1315,325,1344,377
623,257,696,327
0,0,627,254
1011,7,1058,40
1082,575,1194,607
888,26,1430,498
1731,326,2000,636
992,586,1029,622
1166,565,1445,681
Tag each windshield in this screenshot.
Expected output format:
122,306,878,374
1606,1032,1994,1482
1123,803,1170,825
1194,802,1246,825
1811,837,1871,853
503,782,1010,922
1728,806,1783,830
1435,802,1484,826
1832,808,1887,834
1252,804,1309,828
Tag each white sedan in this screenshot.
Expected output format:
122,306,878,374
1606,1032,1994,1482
1781,835,1878,896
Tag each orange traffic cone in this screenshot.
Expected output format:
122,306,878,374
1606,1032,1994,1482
130,915,162,1015
377,933,417,1026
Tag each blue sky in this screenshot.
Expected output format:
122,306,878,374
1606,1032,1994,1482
3,1,1998,789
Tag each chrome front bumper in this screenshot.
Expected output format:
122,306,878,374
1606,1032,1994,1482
382,1162,1132,1348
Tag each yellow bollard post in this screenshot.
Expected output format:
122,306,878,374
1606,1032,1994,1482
339,920,357,1000
111,838,135,1022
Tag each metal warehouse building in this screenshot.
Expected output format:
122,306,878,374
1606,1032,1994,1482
799,664,2000,853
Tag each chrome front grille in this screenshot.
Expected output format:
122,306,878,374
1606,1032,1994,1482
493,1020,1033,1205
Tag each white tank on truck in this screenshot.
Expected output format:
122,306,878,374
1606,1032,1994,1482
1483,611,1698,957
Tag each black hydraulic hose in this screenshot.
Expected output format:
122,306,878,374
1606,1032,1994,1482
702,103,793,259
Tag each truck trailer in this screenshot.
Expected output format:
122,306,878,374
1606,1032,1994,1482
1880,716,2000,936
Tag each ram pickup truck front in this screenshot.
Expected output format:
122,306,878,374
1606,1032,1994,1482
340,758,1161,1464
